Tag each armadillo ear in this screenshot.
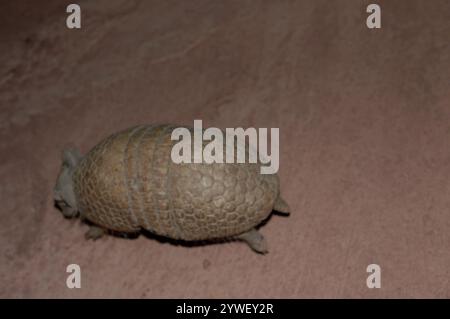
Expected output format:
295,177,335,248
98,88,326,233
62,148,82,168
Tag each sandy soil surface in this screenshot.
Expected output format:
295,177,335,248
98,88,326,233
0,0,449,298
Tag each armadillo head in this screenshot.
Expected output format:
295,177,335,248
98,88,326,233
54,148,82,218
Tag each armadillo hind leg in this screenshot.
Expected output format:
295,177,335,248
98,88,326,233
236,228,268,254
273,196,290,215
85,225,105,240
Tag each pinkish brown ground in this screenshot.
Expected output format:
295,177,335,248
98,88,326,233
0,0,449,298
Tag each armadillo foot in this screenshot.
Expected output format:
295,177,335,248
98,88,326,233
273,196,290,215
236,228,268,254
61,204,78,218
85,225,105,240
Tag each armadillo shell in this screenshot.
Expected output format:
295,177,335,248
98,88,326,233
73,125,279,241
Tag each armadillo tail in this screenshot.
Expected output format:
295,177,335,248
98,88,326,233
273,195,290,215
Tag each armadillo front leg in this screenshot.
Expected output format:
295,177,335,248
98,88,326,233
236,228,268,254
60,203,78,218
85,225,105,240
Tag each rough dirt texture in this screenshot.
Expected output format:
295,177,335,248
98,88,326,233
0,0,449,298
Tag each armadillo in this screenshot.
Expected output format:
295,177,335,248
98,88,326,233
54,124,290,253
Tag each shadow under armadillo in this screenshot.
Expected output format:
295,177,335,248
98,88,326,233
139,209,289,250
66,208,289,252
